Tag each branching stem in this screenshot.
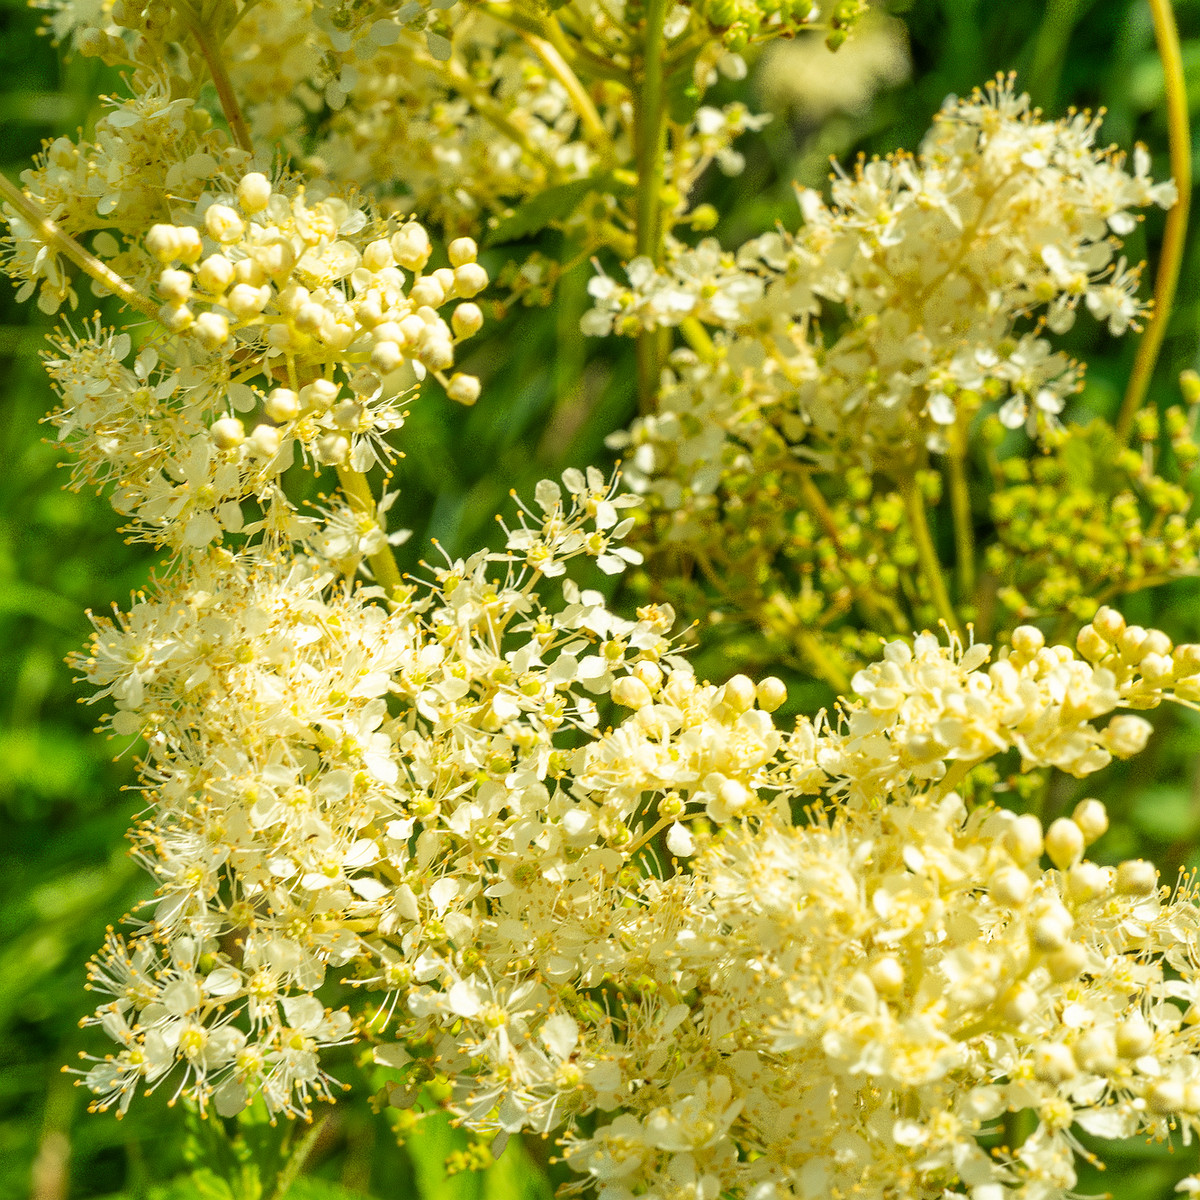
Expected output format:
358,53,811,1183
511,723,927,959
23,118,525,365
0,174,160,320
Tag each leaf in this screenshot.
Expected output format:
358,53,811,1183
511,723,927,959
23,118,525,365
666,51,704,126
486,176,610,246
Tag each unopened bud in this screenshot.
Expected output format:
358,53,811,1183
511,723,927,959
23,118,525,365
265,388,300,422
868,956,904,996
236,172,272,214
1003,814,1044,864
721,674,756,714
448,237,478,267
453,262,488,298
611,676,653,709
451,302,484,338
1072,799,1108,844
755,676,787,713
211,416,245,449
446,373,481,406
1044,818,1084,870
1116,1015,1154,1058
1115,859,1158,896
1091,606,1126,644
205,203,245,244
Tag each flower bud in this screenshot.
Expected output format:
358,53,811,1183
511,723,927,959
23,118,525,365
756,676,787,713
248,424,281,457
1003,814,1043,864
1031,904,1072,951
1033,1042,1076,1083
989,867,1031,907
211,416,245,449
452,302,484,339
159,303,194,332
721,674,756,714
390,224,431,270
868,956,904,996
236,172,272,214
448,237,478,267
299,379,339,412
1072,799,1108,844
265,388,300,422
315,433,350,465
1091,606,1126,644
196,255,234,294
227,283,269,317
370,340,404,373
1046,942,1086,982
176,227,203,264
1044,818,1084,869
194,311,229,348
1076,624,1109,663
158,268,192,302
409,277,445,308
1148,1080,1185,1115
1073,1028,1117,1073
432,267,456,296
446,373,481,406
1010,625,1045,658
453,262,489,298
205,203,245,243
146,223,182,262
1066,862,1109,903
1116,1015,1154,1058
1001,983,1038,1025
1118,625,1149,663
611,676,653,709
1115,859,1158,896
1102,715,1152,757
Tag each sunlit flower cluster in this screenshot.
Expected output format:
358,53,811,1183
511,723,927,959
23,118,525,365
595,76,1175,456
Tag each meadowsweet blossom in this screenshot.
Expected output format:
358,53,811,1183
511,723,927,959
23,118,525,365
598,76,1175,457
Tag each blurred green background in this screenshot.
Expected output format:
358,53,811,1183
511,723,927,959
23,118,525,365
6,0,1200,1195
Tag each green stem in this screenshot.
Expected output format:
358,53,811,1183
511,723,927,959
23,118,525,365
0,174,160,319
1116,0,1191,440
519,31,610,153
945,429,976,602
172,0,254,154
336,465,405,600
267,1113,330,1200
633,0,669,412
900,479,963,637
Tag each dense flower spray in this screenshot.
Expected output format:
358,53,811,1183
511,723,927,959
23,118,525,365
6,1,1200,1199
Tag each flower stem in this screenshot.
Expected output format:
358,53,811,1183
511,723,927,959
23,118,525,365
336,465,405,600
633,0,669,411
900,479,963,637
945,424,976,602
520,31,610,153
180,6,254,154
0,174,160,320
1116,0,1190,440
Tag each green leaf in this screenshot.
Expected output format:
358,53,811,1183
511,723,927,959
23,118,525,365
666,52,704,126
486,176,610,246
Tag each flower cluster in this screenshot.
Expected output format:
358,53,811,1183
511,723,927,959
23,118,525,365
594,76,1175,454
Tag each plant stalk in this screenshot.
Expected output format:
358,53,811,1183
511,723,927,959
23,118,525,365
1116,0,1191,439
900,479,963,637
633,0,669,411
0,175,160,320
336,465,405,599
